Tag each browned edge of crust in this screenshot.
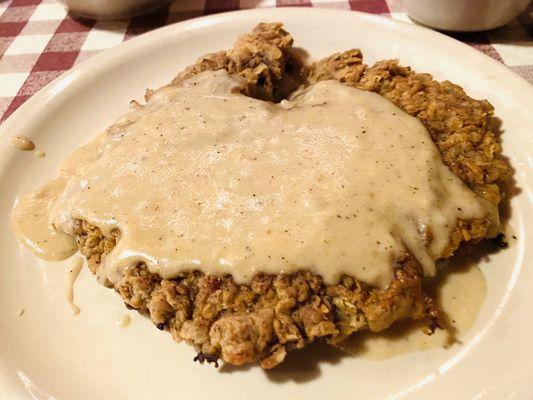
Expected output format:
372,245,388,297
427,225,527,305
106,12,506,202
308,49,510,204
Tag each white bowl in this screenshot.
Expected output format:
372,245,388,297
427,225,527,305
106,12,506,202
60,0,171,20
401,0,531,32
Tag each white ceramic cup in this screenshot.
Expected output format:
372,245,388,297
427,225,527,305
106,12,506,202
60,0,171,20
401,0,531,31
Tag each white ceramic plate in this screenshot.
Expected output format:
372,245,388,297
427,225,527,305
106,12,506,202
0,8,532,400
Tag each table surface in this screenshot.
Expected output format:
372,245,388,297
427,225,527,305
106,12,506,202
1,0,532,123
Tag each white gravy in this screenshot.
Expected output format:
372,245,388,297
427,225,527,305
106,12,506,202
11,70,497,287
10,135,35,151
117,315,132,328
12,178,78,261
65,256,83,315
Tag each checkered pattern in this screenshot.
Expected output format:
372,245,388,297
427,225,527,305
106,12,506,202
1,0,532,123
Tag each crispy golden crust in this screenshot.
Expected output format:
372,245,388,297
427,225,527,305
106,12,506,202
70,24,507,369
74,215,493,369
169,22,298,101
75,222,430,368
308,50,510,204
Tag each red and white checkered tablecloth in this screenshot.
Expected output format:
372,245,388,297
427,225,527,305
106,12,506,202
1,0,532,123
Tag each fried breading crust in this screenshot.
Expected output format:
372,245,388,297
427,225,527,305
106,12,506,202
74,214,493,369
71,24,507,369
308,50,510,204
170,22,296,101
